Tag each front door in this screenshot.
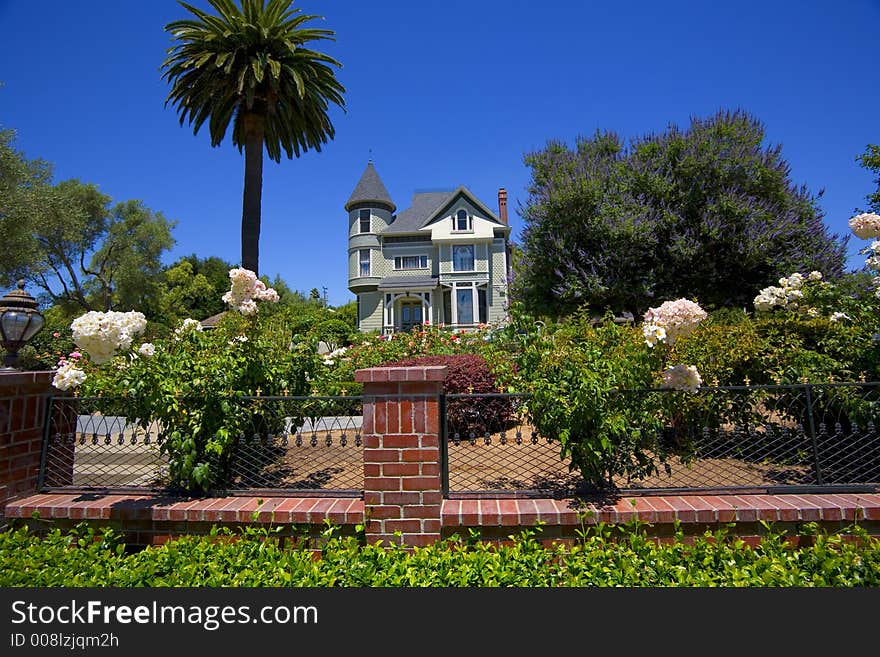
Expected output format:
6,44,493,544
399,301,423,332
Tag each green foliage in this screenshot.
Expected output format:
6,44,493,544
2,521,877,587
310,318,353,352
1,160,176,313
515,109,848,318
80,309,320,492
516,310,666,489
857,144,880,213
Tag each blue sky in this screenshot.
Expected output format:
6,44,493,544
1,0,878,306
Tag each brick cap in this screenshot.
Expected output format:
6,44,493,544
355,365,448,383
0,370,55,387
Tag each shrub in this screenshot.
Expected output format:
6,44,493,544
2,521,877,587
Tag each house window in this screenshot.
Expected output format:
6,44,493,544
478,288,488,324
359,249,371,277
452,245,474,272
359,209,371,233
356,295,361,329
443,290,452,323
454,209,472,232
394,255,428,270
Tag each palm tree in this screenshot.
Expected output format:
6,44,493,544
161,0,345,275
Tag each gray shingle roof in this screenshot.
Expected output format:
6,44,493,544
345,162,395,212
382,191,453,234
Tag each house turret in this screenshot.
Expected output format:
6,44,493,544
347,161,395,295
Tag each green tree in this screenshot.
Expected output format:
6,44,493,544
0,129,52,284
857,144,880,213
2,176,175,313
515,110,848,318
161,0,346,275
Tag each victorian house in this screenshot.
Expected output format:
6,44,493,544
346,162,511,333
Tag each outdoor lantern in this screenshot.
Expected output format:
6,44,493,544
0,280,45,371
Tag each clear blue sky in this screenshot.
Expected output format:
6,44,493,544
1,0,878,306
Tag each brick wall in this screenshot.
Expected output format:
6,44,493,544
356,365,446,547
0,371,55,517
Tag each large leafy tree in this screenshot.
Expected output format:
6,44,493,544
161,0,346,275
515,110,848,317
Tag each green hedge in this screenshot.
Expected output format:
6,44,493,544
2,522,878,587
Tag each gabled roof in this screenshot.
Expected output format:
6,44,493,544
345,161,396,212
381,186,504,235
382,191,454,234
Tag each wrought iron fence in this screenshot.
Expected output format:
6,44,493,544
441,384,880,497
39,395,364,496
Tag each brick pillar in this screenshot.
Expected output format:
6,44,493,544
355,365,447,548
0,371,55,518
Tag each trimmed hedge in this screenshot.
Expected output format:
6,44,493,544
1,522,878,587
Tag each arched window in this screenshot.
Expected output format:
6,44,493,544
454,209,472,232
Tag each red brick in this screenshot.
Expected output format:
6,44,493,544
374,400,388,434
413,403,426,434
389,368,407,382
382,462,420,476
369,506,402,519
642,497,678,523
533,499,562,524
755,495,801,522
402,448,438,462
517,500,540,526
479,499,500,525
402,477,439,491
403,505,441,519
382,491,422,505
425,401,439,434
382,435,421,448
422,519,442,533
364,477,400,491
680,496,718,523
698,495,738,522
384,519,422,533
399,399,413,433
419,435,439,448
421,492,442,505
628,497,658,523
362,435,380,449
497,499,520,526
364,449,400,463
364,463,380,477
421,463,440,476
400,534,439,548
728,495,759,522
363,492,382,505
458,500,480,525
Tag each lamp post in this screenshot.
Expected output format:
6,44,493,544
0,280,45,371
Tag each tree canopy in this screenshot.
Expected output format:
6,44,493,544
0,131,176,313
514,109,848,317
161,0,346,275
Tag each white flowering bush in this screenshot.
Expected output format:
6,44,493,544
642,298,707,347
70,311,147,364
660,364,703,393
76,276,320,491
848,212,880,240
222,268,279,315
52,353,87,391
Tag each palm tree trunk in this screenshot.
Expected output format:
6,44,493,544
241,112,265,274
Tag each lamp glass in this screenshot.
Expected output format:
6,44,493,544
0,310,31,343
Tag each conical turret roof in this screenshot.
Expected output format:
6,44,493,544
345,161,396,212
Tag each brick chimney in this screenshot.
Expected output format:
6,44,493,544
498,188,508,224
